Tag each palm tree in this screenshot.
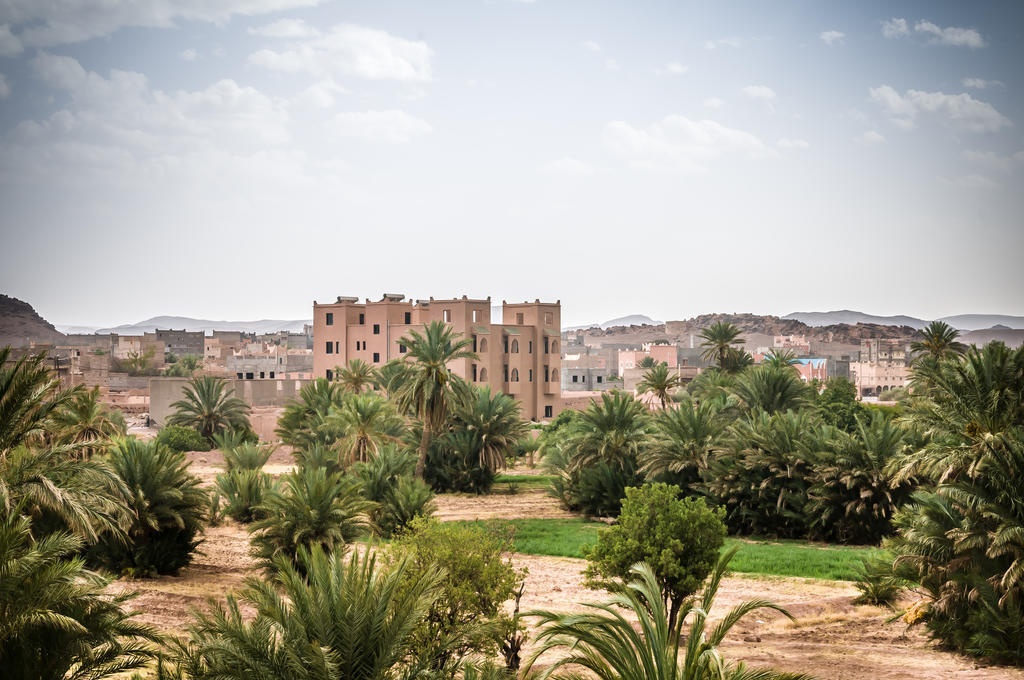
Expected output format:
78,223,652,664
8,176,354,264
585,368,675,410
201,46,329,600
698,321,744,369
249,466,374,574
525,548,810,680
637,364,681,410
395,321,478,480
911,320,966,363
453,385,529,471
0,510,161,680
167,376,251,442
0,346,78,455
325,392,404,465
763,349,799,369
50,385,125,458
276,377,346,449
337,358,378,394
568,391,652,472
641,397,724,485
730,364,814,415
163,353,203,377
162,546,444,680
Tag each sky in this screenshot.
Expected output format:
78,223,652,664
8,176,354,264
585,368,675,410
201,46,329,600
0,1,1022,329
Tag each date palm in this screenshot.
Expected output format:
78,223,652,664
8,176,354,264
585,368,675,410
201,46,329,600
763,349,799,370
911,321,966,363
568,391,653,472
325,392,404,466
0,346,77,454
337,358,378,394
637,363,681,410
395,321,478,480
167,376,251,442
642,397,725,486
730,364,814,415
51,385,125,458
276,378,346,449
526,548,810,680
698,322,744,369
453,385,529,471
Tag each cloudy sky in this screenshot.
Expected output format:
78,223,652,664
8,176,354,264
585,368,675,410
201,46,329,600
1,1,1022,328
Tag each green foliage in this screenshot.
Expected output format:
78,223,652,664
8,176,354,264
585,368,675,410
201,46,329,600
336,357,378,394
167,376,251,443
159,546,443,680
426,429,498,494
156,424,211,452
636,363,681,410
0,510,161,680
275,378,346,449
324,392,404,465
353,446,436,537
816,377,865,433
584,483,726,629
50,385,126,458
698,321,744,369
852,554,905,607
215,468,275,523
526,550,811,680
163,354,202,377
642,396,724,492
88,437,208,577
249,466,373,574
730,363,815,415
391,517,526,677
209,427,258,453
220,441,274,470
118,348,158,376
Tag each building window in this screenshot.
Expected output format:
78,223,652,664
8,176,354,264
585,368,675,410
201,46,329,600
529,341,533,353
511,368,519,382
572,375,578,383
516,312,524,324
551,340,558,353
236,372,243,379
373,352,380,363
479,338,488,353
544,337,550,353
373,324,380,335
326,369,333,381
259,372,265,379
581,374,586,382
404,312,411,324
472,310,479,322
359,313,365,324
511,339,519,353
529,369,533,382
503,336,509,353
325,342,333,354
545,405,553,418
326,312,333,326
597,376,602,383
551,369,559,382
472,364,478,381
245,372,254,380
545,312,553,325
479,368,488,382
399,344,407,354
269,371,275,379
472,335,477,352
443,309,452,322
504,364,509,382
544,365,549,381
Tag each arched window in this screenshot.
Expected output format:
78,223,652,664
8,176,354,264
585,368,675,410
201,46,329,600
479,368,488,382
551,340,558,353
550,369,559,382
511,339,519,354
511,368,519,382
479,338,488,353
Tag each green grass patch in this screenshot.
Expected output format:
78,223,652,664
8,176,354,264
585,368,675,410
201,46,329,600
449,518,881,581
492,474,556,489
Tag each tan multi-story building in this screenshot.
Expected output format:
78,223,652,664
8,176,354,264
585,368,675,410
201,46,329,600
850,338,911,397
313,294,562,421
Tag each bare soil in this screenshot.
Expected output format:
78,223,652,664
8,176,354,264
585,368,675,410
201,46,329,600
111,461,1024,680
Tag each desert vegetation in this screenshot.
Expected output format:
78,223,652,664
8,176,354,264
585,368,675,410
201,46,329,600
2,320,1023,677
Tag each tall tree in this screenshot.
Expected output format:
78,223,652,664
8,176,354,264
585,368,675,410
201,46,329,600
51,385,126,458
337,358,377,394
325,392,404,466
636,363,681,410
167,376,251,442
698,321,744,369
911,320,966,363
395,322,478,480
452,385,528,471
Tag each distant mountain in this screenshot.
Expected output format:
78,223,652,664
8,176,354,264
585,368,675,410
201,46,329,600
82,316,311,336
56,325,101,334
783,310,929,329
0,294,66,347
565,314,662,331
936,314,1024,331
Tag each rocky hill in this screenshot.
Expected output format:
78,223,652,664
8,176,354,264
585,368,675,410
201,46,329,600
0,295,67,347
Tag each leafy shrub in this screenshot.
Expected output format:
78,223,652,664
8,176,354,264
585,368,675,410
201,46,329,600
353,446,435,537
852,554,905,607
425,430,496,494
584,483,726,629
215,468,276,523
390,517,526,677
88,437,208,577
156,424,210,453
210,427,259,452
221,442,274,471
249,466,373,574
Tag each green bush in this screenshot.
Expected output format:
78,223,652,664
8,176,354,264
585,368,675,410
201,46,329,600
425,430,496,495
215,468,276,523
222,442,274,471
88,437,208,577
248,467,373,575
852,554,905,608
390,517,526,677
156,424,210,452
353,446,435,537
584,483,726,629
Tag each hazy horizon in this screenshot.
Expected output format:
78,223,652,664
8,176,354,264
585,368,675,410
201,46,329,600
2,1,1022,328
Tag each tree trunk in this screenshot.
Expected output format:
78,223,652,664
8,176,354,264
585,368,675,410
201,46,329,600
415,420,432,480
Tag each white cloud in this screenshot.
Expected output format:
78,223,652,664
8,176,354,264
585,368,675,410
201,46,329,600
249,24,432,82
703,97,725,109
331,110,432,143
582,40,600,52
0,73,9,99
963,150,1024,173
869,85,1010,133
703,37,741,50
295,79,346,109
602,115,773,171
741,85,776,101
819,30,845,45
605,58,620,72
0,23,23,56
777,138,810,150
179,48,198,61
962,77,1002,90
655,61,687,76
914,20,985,48
541,157,596,175
249,18,320,38
881,18,909,39
857,130,885,144
1,0,327,47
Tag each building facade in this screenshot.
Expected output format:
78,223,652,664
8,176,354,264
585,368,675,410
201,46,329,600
850,338,911,397
313,294,562,421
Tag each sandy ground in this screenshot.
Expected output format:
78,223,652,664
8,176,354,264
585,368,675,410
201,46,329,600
110,456,1024,680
